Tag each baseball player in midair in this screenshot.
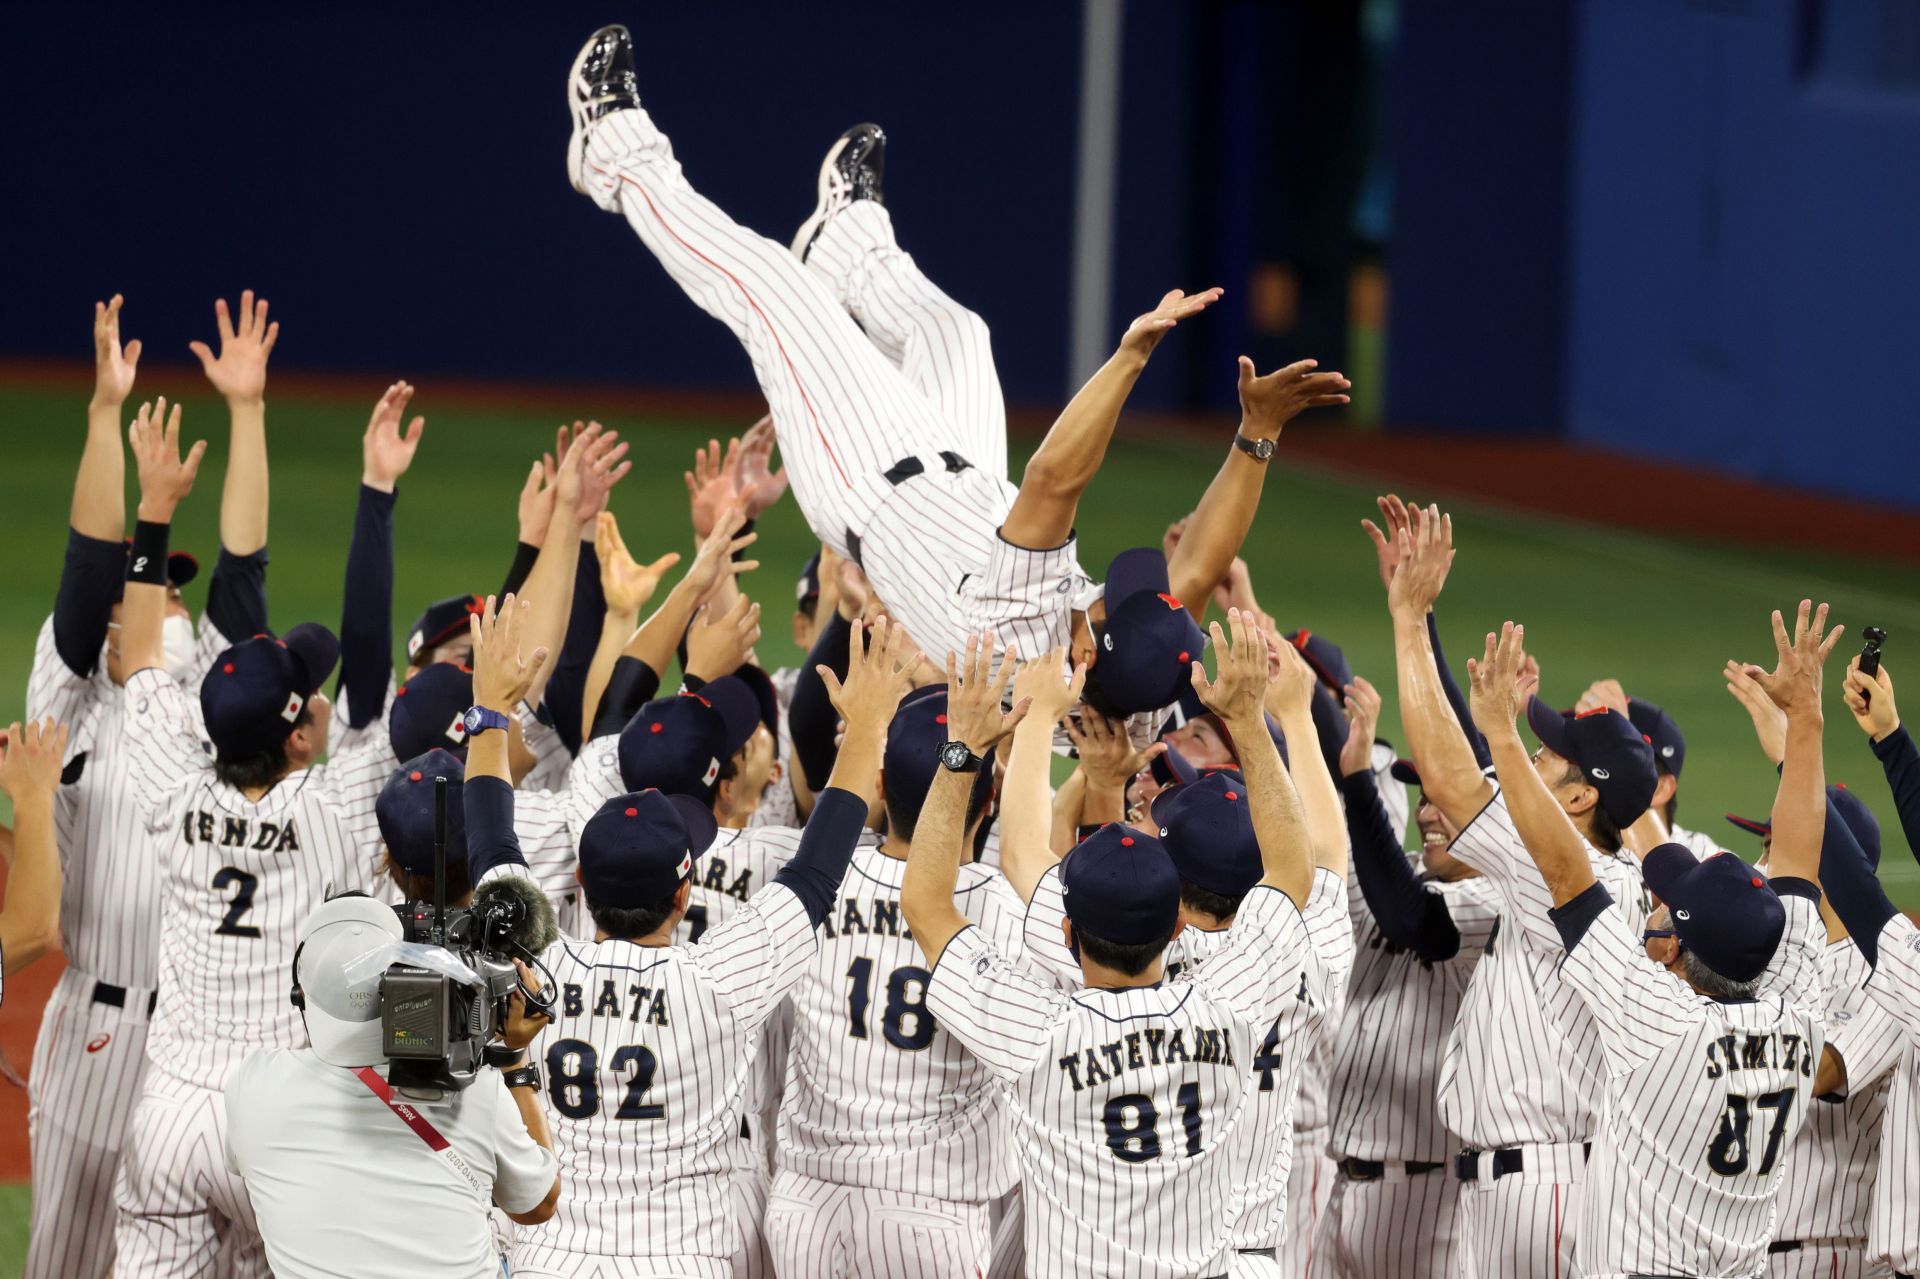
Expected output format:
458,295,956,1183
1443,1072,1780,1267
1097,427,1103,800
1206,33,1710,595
903,618,1317,1277
1467,606,1835,1278
23,295,280,1279
109,398,393,1276
563,24,1348,730
465,599,918,1279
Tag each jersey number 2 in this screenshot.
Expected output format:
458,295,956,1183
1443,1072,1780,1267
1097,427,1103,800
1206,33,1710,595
1706,1088,1795,1177
845,957,934,1050
211,867,262,939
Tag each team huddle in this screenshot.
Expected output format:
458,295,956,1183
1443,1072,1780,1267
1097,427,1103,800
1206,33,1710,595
5,21,1920,1279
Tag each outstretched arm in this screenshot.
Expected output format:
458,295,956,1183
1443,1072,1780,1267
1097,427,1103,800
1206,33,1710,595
1001,653,1088,904
338,382,424,729
0,719,71,977
189,291,278,558
581,512,680,735
1000,289,1221,551
1843,658,1920,859
1166,357,1350,615
122,400,209,679
1746,601,1844,886
1270,644,1351,881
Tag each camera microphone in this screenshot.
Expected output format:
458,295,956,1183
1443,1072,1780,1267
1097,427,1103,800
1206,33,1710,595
470,873,561,956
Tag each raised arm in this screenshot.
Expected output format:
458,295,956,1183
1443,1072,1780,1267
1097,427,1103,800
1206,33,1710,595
1196,610,1313,906
1165,356,1350,614
581,511,681,735
1000,289,1221,551
1745,601,1844,885
1269,641,1351,880
1001,653,1087,904
1843,658,1920,858
122,400,209,678
0,718,71,977
1467,622,1593,908
338,382,424,729
1386,505,1493,827
518,423,627,708
903,637,1032,963
1063,709,1163,831
189,291,278,558
463,594,551,883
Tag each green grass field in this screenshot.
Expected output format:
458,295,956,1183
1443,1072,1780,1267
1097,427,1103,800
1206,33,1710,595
2,378,1919,1270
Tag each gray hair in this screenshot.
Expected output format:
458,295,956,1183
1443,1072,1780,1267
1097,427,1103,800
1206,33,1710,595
1681,948,1760,1001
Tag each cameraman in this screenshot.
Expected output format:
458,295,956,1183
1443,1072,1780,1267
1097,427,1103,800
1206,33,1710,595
223,891,561,1278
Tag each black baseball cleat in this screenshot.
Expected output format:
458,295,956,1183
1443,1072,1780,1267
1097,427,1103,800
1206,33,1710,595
791,123,887,262
567,25,643,195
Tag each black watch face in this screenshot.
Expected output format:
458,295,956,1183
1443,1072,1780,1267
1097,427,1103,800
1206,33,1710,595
941,742,974,770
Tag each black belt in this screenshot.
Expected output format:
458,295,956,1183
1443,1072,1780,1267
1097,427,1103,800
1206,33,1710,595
846,452,973,568
1454,1144,1590,1182
92,982,157,1015
1768,1241,1802,1254
1339,1157,1446,1181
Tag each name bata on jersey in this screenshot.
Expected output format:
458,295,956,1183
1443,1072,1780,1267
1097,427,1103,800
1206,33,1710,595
1057,1026,1239,1093
179,810,301,854
1702,1030,1816,1081
560,979,671,1027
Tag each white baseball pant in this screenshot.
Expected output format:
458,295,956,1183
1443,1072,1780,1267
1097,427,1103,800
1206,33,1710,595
112,1067,268,1278
25,969,154,1279
1279,1146,1336,1276
1309,1165,1460,1279
1451,1162,1581,1279
1764,1241,1887,1279
764,1168,993,1279
733,1157,773,1279
984,1185,1025,1279
513,1244,731,1279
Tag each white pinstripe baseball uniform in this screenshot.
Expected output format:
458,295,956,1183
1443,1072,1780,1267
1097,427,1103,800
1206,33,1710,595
766,846,1025,1278
1868,1044,1920,1278
1312,870,1501,1279
509,881,819,1279
22,612,239,1279
575,108,1089,667
1548,879,1825,1279
111,666,388,1277
1672,822,1727,861
935,882,1310,1278
1857,915,1920,1041
1765,937,1904,1278
1437,788,1648,1279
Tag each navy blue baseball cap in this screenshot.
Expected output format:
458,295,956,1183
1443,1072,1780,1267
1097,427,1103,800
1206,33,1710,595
407,594,483,663
618,678,762,801
1166,688,1290,769
1152,773,1260,900
1060,824,1181,945
578,790,719,910
1149,764,1246,818
1524,700,1659,828
1284,630,1353,695
201,624,340,758
729,664,781,744
1390,758,1424,787
1726,783,1882,870
389,662,475,761
1642,844,1787,983
797,551,822,606
1095,549,1208,716
1148,741,1199,789
1628,698,1686,777
882,687,995,823
376,750,468,875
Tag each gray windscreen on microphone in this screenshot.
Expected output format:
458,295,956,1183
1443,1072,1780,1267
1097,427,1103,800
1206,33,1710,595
472,872,561,955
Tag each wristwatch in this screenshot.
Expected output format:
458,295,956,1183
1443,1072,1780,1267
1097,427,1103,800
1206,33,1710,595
1232,433,1276,462
939,741,983,773
500,1061,542,1092
462,705,512,737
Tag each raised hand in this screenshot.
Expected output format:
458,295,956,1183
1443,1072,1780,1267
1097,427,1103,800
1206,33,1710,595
468,593,550,712
1265,626,1316,721
595,511,681,617
188,290,279,405
1067,709,1164,791
678,508,761,605
733,417,790,519
361,382,426,494
1339,676,1383,777
1387,503,1455,620
685,594,763,682
0,718,71,803
1573,678,1629,717
1467,622,1532,732
1237,355,1351,438
128,398,208,522
685,438,748,539
1842,656,1900,743
1012,648,1087,733
1742,600,1843,720
1724,658,1788,765
820,616,919,736
1120,287,1224,360
91,294,141,409
1360,494,1412,594
565,422,631,533
1193,608,1272,725
943,635,1032,754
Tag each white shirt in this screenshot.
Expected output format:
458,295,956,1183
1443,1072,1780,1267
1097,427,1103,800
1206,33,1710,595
224,1048,555,1279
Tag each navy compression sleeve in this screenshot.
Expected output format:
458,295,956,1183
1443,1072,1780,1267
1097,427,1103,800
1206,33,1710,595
337,485,396,729
789,612,853,794
53,530,128,678
1870,725,1920,867
464,775,525,883
1342,769,1462,962
588,658,662,742
541,541,605,754
772,787,866,927
204,546,270,644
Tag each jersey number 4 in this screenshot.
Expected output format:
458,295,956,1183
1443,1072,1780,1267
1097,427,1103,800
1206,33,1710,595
546,1038,665,1121
1707,1088,1795,1177
1103,1082,1204,1163
845,957,934,1050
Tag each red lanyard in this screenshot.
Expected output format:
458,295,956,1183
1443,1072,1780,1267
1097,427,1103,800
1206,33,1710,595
353,1066,484,1195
